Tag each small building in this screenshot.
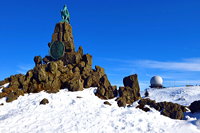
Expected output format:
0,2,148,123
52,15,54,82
150,76,163,88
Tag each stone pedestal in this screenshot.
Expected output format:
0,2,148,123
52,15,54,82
50,22,75,52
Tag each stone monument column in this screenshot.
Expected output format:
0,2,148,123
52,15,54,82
50,22,75,52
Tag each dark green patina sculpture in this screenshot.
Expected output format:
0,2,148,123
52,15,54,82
61,5,70,23
50,41,65,60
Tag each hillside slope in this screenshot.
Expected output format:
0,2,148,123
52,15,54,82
0,86,200,133
145,86,200,106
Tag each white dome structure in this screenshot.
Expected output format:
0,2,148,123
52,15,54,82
150,76,163,88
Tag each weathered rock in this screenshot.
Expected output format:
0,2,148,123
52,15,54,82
77,61,86,69
9,74,24,82
40,98,49,105
81,65,92,79
73,67,80,73
6,92,17,102
33,66,47,82
136,104,150,112
95,65,105,75
9,81,20,90
104,101,112,106
117,74,141,107
6,89,24,103
68,76,84,91
0,79,9,86
138,98,187,120
2,87,16,94
7,74,25,89
83,54,92,66
62,52,82,65
63,41,75,52
28,82,42,93
84,70,104,88
52,22,75,52
34,56,42,66
43,78,61,93
48,62,58,74
123,74,140,92
25,70,34,81
0,92,7,99
117,97,127,107
189,100,200,113
43,56,53,64
99,75,111,88
95,75,118,99
77,46,83,56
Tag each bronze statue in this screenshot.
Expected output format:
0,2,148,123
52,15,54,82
61,5,70,23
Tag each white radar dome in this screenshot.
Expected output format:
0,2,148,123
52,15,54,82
150,76,163,86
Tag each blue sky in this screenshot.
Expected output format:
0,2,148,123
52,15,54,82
0,0,200,90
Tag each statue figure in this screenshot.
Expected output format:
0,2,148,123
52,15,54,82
61,5,70,23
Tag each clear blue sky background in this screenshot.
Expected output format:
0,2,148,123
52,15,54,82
0,0,200,90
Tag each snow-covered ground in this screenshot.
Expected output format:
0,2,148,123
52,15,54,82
0,86,200,133
145,86,200,106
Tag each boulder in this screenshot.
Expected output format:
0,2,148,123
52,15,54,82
123,74,140,92
95,75,118,99
189,100,200,113
136,104,150,112
34,56,42,66
117,97,127,107
40,98,49,105
117,74,141,107
104,101,112,106
84,69,104,88
138,98,187,120
43,56,53,64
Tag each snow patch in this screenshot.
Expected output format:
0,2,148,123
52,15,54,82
0,87,200,132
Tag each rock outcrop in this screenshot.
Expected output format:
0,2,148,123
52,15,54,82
189,100,200,113
117,74,141,107
40,98,49,105
0,22,117,102
137,98,187,120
